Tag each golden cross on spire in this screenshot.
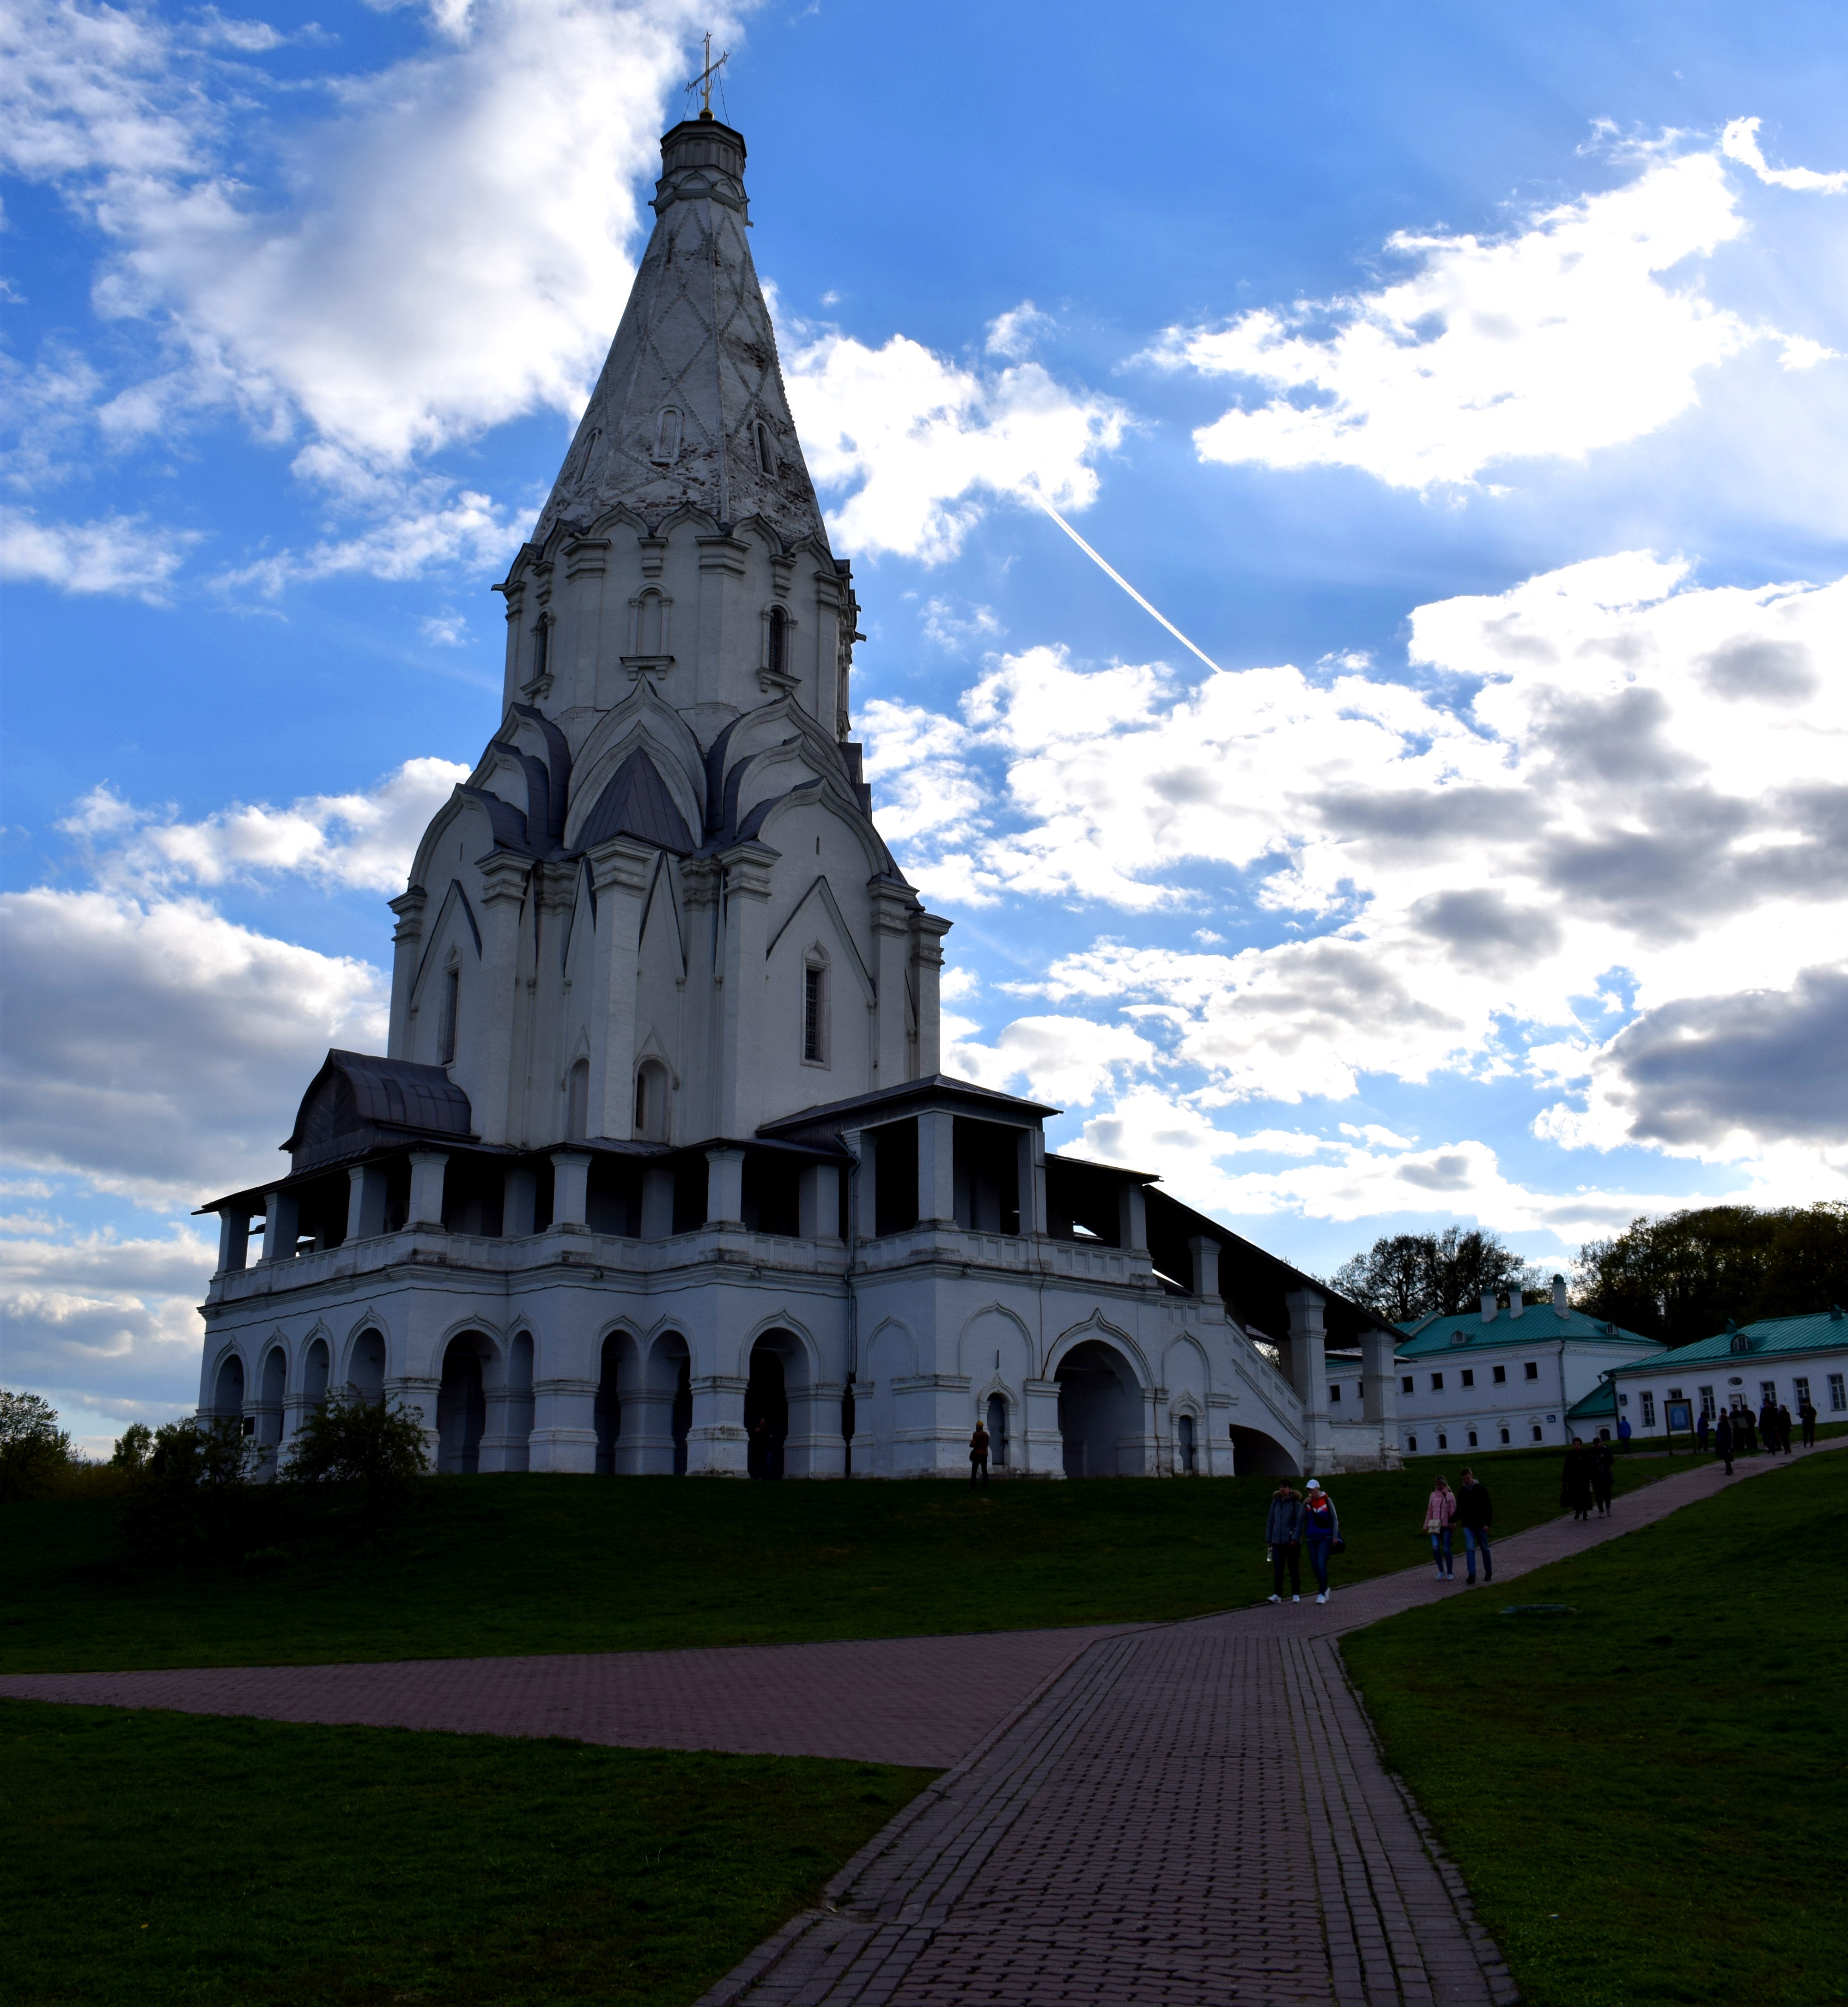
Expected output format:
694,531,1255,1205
687,30,728,121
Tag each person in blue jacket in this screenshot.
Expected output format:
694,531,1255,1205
1301,1479,1341,1605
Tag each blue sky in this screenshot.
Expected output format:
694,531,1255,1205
3,0,1846,1451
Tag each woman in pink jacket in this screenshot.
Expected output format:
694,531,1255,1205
1422,1477,1457,1580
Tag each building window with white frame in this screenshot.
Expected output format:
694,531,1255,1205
1760,1380,1777,1405
1641,1391,1656,1428
1793,1376,1810,1411
1829,1373,1845,1413
1698,1386,1715,1419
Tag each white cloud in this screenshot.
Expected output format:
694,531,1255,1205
782,323,1125,562
1149,146,1801,489
1720,117,1848,195
985,301,1051,359
869,548,1848,1203
947,1013,1159,1107
61,758,469,896
0,885,386,1208
0,506,201,598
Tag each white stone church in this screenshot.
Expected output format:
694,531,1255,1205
194,113,1402,1482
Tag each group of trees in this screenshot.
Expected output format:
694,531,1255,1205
1573,1202,1848,1349
1327,1202,1848,1350
1328,1227,1540,1325
1,1385,435,1563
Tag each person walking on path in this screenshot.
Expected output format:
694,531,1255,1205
1265,1481,1304,1603
1617,1412,1632,1449
1302,1479,1341,1605
1778,1403,1794,1454
1715,1409,1735,1475
1422,1477,1457,1579
1591,1439,1615,1517
1760,1398,1781,1455
1561,1438,1594,1521
1800,1395,1818,1448
967,1421,991,1484
1455,1467,1494,1583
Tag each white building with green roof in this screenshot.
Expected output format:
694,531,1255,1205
1604,1307,1848,1438
1326,1275,1664,1458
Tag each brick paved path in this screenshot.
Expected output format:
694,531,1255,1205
0,1624,1134,1769
696,1440,1842,2007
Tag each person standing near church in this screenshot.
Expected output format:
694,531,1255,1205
968,1420,990,1485
1265,1480,1304,1603
1591,1439,1615,1517
1422,1477,1457,1579
1777,1403,1794,1454
1696,1407,1710,1452
1302,1479,1340,1605
1561,1439,1594,1521
1455,1469,1493,1583
1715,1409,1734,1475
1617,1411,1632,1450
1799,1393,1818,1449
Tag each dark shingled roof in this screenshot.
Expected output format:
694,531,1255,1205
575,749,696,855
284,1049,475,1170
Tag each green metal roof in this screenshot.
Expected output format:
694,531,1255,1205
1395,1308,1659,1359
1564,1383,1617,1423
1608,1307,1848,1377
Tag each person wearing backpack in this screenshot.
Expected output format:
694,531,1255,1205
1422,1476,1457,1580
1455,1468,1493,1584
1302,1479,1341,1605
1265,1480,1305,1603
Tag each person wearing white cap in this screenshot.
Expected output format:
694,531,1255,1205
1301,1478,1341,1604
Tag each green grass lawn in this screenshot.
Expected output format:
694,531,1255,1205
1,1699,934,2007
1343,1448,1848,2007
1,1448,1690,1674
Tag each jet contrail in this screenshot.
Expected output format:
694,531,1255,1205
1022,487,1224,676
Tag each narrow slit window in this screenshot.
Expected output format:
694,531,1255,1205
755,420,774,476
803,964,826,1063
653,407,682,465
438,966,460,1065
767,605,787,680
634,1068,649,1133
567,1059,589,1139
529,614,550,685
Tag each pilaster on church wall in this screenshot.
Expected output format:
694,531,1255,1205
495,577,525,714
678,857,722,1140
562,536,611,714
524,859,580,1147
810,562,843,734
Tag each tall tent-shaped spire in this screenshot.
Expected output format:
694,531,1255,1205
536,118,827,548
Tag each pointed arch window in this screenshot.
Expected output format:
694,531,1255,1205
652,406,683,466
633,1060,670,1141
802,953,830,1067
528,612,552,689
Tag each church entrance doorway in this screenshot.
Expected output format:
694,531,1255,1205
437,1334,489,1473
1227,1423,1299,1477
746,1339,789,1479
212,1351,245,1424
1056,1339,1141,1479
347,1328,385,1404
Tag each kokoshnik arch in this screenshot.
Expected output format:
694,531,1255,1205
193,113,1403,1481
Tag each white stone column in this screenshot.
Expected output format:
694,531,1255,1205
785,1380,847,1479
387,1374,441,1466
406,1152,449,1231
640,1164,676,1239
1284,1285,1337,1471
687,1373,749,1474
1118,1180,1148,1254
346,1164,390,1242
386,888,426,1061
503,1164,538,1237
843,1128,876,1242
587,837,655,1140
869,877,915,1083
1361,1323,1400,1441
911,913,953,1076
474,853,532,1146
1016,1128,1047,1236
798,1162,842,1241
1021,1376,1064,1476
216,1209,251,1274
261,1188,300,1263
529,1377,598,1473
705,1146,745,1228
550,1149,591,1229
1188,1234,1221,1302
917,1110,955,1228
716,843,776,1137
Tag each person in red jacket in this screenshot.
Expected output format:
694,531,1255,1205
1301,1479,1341,1605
